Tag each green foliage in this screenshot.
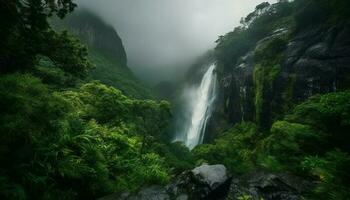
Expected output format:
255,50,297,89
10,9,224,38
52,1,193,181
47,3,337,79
0,1,174,199
0,0,77,73
215,0,293,73
215,1,293,129
259,91,350,173
34,56,77,87
89,49,152,99
254,38,287,62
193,122,260,174
0,74,171,199
258,121,322,171
2,0,350,199
253,63,281,128
194,91,350,199
253,37,286,129
155,142,195,173
294,0,350,30
43,31,93,78
302,150,350,200
237,194,253,200
286,91,350,151
70,82,131,124
215,27,255,72
51,9,152,99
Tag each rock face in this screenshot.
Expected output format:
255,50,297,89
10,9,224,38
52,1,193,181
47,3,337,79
191,164,229,190
99,164,232,200
99,165,311,200
226,171,313,200
62,9,127,66
165,164,231,199
220,25,350,129
100,186,170,200
54,9,152,99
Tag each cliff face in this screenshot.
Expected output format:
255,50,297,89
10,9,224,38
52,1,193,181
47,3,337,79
219,24,350,129
63,9,127,66
54,9,152,99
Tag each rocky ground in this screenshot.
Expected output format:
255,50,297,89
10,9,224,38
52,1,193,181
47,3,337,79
100,164,312,200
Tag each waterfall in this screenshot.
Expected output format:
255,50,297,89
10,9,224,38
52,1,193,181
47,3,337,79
179,63,218,149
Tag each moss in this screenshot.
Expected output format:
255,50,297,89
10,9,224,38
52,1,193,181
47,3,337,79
253,36,287,129
282,74,297,112
253,63,282,128
253,64,264,125
193,122,260,174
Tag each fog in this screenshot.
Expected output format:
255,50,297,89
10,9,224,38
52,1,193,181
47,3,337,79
77,0,276,84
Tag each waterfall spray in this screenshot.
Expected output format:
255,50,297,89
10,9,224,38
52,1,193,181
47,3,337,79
177,63,218,149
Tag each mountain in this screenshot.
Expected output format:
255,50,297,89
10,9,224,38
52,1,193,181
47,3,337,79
212,1,350,131
53,9,152,99
177,1,350,199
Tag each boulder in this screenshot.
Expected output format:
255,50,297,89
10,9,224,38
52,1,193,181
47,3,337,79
191,164,229,190
226,171,313,200
166,164,232,199
99,164,231,200
99,186,170,200
99,167,313,200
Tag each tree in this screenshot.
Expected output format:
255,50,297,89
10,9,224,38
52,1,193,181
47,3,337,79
0,0,77,73
132,100,171,153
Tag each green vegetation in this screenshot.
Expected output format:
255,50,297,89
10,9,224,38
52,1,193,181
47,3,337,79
294,0,350,30
0,73,174,199
89,49,152,99
0,0,83,74
51,9,153,99
251,36,287,128
1,0,350,199
193,122,259,174
194,91,350,199
215,1,294,73
215,0,350,128
0,1,187,199
196,1,350,199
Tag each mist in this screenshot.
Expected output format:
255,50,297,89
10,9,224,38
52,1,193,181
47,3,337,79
76,0,276,84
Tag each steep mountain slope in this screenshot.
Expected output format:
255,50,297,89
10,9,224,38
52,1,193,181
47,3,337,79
214,1,350,130
184,1,350,199
54,9,152,99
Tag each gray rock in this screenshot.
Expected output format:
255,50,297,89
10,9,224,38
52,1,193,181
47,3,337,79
220,24,350,129
100,186,169,200
175,194,188,200
305,42,329,58
99,166,312,200
130,186,169,200
226,171,313,200
191,164,229,190
99,164,232,200
165,164,231,199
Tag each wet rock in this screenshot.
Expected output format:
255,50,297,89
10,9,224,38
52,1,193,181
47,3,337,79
99,164,232,200
191,164,229,190
304,43,329,59
166,164,232,199
226,171,313,200
220,24,350,129
99,186,170,200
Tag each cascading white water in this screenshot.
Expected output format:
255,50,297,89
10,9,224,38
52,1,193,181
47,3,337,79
184,63,218,149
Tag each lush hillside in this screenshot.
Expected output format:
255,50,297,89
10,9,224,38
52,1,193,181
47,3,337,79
1,0,350,199
214,0,350,129
0,1,191,199
53,9,152,99
191,0,350,199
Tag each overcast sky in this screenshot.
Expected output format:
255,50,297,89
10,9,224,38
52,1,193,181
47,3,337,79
76,0,276,84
